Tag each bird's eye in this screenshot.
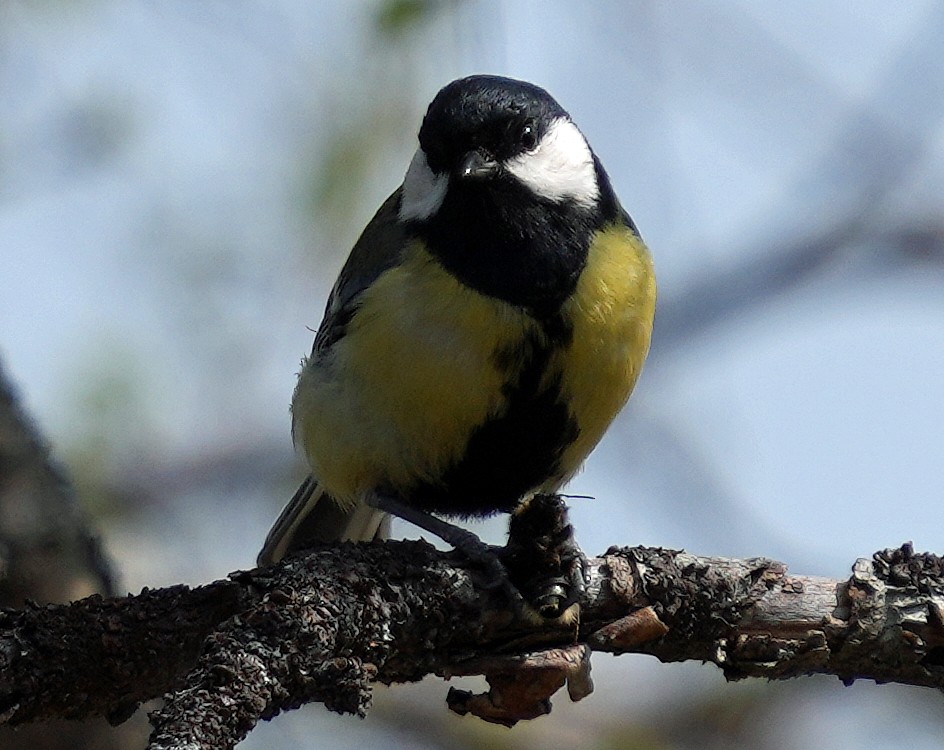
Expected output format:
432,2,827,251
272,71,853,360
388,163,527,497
519,121,538,150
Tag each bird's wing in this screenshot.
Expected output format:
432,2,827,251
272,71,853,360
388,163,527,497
256,188,406,566
311,188,408,354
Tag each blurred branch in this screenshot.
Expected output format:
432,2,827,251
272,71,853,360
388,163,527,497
653,220,944,358
0,540,942,749
0,363,145,748
0,361,117,604
651,4,944,360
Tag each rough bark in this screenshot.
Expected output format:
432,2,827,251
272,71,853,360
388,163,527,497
0,540,941,749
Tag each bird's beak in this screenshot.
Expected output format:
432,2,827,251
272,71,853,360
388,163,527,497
458,149,499,180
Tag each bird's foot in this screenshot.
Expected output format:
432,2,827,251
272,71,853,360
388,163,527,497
367,492,524,607
502,494,588,620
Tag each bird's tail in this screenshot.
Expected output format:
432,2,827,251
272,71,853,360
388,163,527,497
257,476,389,566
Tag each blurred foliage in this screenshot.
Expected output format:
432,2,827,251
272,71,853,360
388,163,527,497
64,340,157,518
305,0,465,250
54,95,136,173
375,0,451,37
307,99,412,245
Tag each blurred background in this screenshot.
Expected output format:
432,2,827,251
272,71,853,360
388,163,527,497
2,1,944,748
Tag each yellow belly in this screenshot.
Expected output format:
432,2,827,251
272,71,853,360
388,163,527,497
291,226,655,509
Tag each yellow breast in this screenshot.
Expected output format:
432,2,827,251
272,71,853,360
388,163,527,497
549,223,656,487
292,242,541,507
292,225,655,508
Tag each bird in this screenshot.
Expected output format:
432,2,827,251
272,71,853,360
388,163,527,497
258,74,656,573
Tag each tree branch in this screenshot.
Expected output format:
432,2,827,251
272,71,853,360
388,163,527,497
0,359,137,749
1,540,942,749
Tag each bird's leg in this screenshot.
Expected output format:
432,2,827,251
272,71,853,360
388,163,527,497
501,494,588,619
366,492,523,604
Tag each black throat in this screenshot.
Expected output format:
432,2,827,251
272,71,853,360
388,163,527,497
410,179,601,319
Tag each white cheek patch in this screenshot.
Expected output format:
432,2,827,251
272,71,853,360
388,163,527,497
505,118,600,208
399,148,448,221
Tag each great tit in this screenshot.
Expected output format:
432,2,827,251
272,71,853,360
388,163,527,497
258,75,656,567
